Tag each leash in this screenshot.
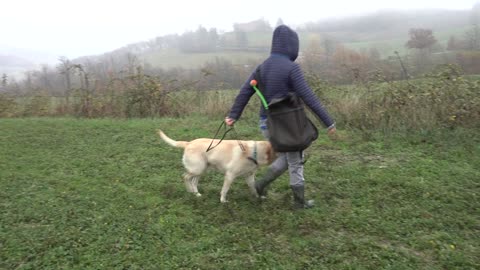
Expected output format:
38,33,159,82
205,76,265,153
230,127,246,152
206,120,245,152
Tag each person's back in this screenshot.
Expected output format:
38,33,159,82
256,25,299,107
257,54,293,105
229,25,334,127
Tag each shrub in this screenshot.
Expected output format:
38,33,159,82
456,51,480,74
0,94,18,117
22,94,51,117
308,64,480,133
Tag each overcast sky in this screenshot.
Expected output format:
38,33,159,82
1,0,478,58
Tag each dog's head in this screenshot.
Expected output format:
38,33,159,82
262,141,277,165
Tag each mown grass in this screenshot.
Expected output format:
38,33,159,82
0,117,479,269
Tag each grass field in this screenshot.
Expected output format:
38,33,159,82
1,117,479,269
143,49,267,69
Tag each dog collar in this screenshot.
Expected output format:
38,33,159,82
247,141,258,165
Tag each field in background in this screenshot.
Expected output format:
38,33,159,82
141,26,466,69
143,49,267,69
0,118,479,269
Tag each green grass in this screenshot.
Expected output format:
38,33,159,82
1,118,479,269
343,38,408,57
466,74,480,80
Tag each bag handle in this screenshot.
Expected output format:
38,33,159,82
250,66,269,110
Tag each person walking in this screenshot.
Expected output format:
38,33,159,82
225,25,336,209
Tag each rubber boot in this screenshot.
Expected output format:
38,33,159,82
254,168,284,198
291,185,314,209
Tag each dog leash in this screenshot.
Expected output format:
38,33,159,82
206,120,245,152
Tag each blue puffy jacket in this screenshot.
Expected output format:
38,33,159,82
228,25,334,128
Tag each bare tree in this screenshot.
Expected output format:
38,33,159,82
466,25,480,50
369,47,381,60
322,37,337,68
37,65,53,91
57,57,72,90
57,56,73,108
303,35,323,73
234,30,248,49
71,64,92,117
465,4,480,51
24,71,33,93
126,53,140,75
447,36,458,50
471,2,480,25
1,73,7,89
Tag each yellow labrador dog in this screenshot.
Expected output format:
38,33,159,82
158,130,276,203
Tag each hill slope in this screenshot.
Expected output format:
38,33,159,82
136,9,472,69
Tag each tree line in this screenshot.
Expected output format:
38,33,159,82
1,23,480,96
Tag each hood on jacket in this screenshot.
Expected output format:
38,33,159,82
270,25,299,61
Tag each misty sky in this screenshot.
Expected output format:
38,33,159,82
1,0,478,58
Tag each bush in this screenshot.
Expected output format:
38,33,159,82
22,94,51,117
2,65,478,136
308,64,480,133
0,94,18,117
456,51,480,74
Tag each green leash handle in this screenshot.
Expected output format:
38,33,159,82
250,80,268,110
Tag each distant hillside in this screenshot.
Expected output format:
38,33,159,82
297,9,471,55
301,9,469,40
0,55,36,78
133,9,473,69
0,55,34,67
0,47,58,78
3,8,473,73
0,10,471,74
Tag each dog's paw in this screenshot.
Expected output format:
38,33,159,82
194,192,202,197
220,198,228,203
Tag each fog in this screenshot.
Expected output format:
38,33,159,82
1,0,477,59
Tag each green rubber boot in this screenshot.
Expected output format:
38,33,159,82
291,185,314,209
254,168,284,198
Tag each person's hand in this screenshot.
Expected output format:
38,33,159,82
327,127,337,140
225,117,235,126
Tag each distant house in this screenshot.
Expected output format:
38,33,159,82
233,19,272,32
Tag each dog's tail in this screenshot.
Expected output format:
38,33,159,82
157,130,188,148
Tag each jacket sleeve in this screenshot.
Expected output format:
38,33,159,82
228,72,256,120
289,64,335,128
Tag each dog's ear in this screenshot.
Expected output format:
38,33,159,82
265,142,276,164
